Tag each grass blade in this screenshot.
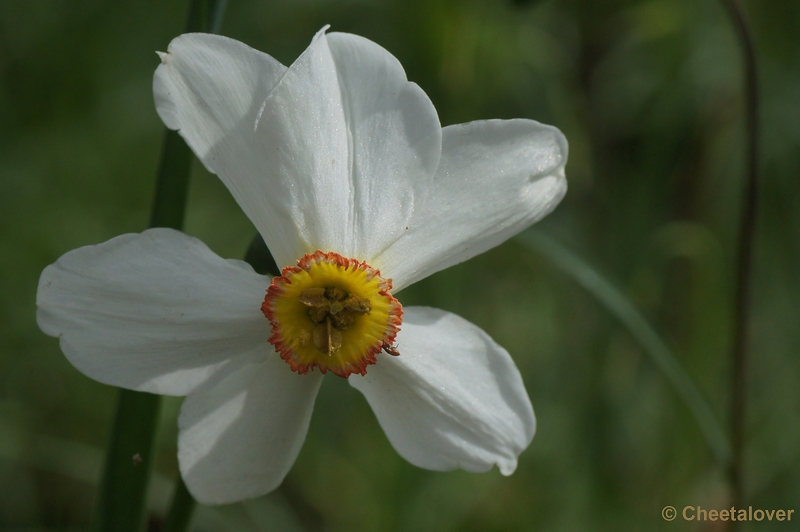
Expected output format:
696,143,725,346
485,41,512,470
517,229,732,465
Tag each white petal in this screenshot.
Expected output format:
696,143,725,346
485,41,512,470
247,28,352,261
178,355,323,504
36,228,270,396
326,32,442,260
155,30,444,267
153,33,302,267
376,119,568,290
349,307,535,475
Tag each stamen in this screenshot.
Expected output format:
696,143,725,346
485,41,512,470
299,287,327,307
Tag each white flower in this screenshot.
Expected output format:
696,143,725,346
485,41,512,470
36,27,567,504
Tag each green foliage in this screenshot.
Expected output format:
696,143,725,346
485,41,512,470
1,0,798,530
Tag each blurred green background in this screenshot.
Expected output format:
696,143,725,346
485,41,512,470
1,0,798,530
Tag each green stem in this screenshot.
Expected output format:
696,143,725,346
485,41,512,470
185,0,228,33
92,1,228,531
149,130,192,230
719,0,760,517
517,230,732,465
91,392,162,532
163,478,197,532
245,233,281,276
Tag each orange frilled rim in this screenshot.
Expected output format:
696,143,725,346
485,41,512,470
261,250,403,378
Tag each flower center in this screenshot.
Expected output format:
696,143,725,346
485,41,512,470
261,250,403,378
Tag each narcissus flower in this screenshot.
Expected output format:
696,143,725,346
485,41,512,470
36,28,568,504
